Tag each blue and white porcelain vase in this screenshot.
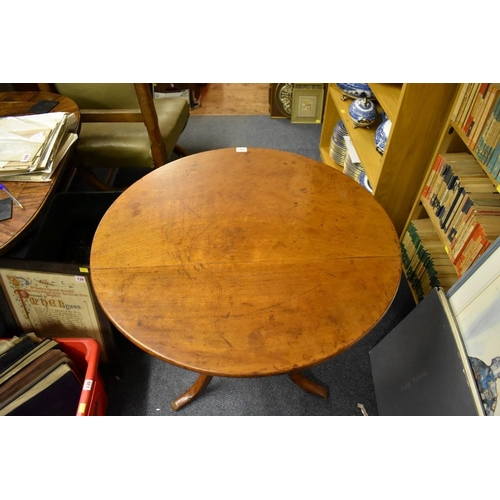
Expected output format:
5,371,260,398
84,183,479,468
349,97,378,129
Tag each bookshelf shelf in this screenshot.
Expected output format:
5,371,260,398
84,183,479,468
319,83,457,237
403,83,500,301
368,83,402,123
450,120,500,188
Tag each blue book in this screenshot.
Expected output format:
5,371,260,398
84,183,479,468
490,144,500,179
475,98,500,164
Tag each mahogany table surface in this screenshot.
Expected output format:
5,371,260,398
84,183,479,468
0,91,80,255
90,148,402,378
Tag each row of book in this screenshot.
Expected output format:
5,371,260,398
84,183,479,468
451,83,500,179
401,219,457,302
0,333,83,416
0,112,78,182
421,152,500,278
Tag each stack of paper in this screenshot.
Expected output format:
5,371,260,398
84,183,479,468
0,112,78,182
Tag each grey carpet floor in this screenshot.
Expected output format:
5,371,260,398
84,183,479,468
177,115,323,162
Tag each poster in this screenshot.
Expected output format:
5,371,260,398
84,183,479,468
0,266,109,359
448,239,500,416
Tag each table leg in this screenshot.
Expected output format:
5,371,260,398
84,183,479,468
288,370,329,399
171,373,213,411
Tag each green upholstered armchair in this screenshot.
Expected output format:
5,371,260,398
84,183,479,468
38,83,190,190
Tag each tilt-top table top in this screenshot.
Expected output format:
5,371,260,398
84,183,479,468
90,148,402,409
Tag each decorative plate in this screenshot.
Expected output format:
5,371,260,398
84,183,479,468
374,119,392,154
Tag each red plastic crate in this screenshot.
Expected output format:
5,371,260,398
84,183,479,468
55,338,108,416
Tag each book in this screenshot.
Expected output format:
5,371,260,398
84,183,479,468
463,83,489,139
459,83,481,129
0,335,38,373
402,219,458,300
454,225,487,277
427,155,450,203
448,196,474,244
431,163,451,211
370,287,483,416
452,215,500,271
0,362,82,416
445,190,469,238
442,187,465,231
470,84,500,151
430,163,451,210
0,348,71,410
422,154,446,199
450,210,478,259
456,84,476,127
483,119,500,167
487,138,500,175
437,169,460,223
0,338,60,385
450,84,470,122
475,97,500,164
490,145,500,178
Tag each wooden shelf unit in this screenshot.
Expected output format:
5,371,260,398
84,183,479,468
403,83,500,299
319,83,458,237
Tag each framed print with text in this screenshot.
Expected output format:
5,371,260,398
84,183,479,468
0,259,115,363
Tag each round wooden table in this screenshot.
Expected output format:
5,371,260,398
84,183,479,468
90,148,402,410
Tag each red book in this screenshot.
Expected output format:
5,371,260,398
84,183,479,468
425,155,448,203
455,225,490,276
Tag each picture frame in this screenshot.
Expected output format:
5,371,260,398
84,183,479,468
0,258,116,363
291,85,325,124
269,83,294,119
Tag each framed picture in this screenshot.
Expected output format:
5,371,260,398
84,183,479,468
0,259,115,363
269,83,294,119
291,85,325,124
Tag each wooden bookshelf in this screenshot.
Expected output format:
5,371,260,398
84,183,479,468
403,83,500,301
319,83,458,237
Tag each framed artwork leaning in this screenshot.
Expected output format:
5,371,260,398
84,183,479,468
0,259,115,363
291,84,325,124
269,83,294,118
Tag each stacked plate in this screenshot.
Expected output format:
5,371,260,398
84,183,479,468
358,170,373,193
343,152,363,181
344,153,373,194
329,120,348,167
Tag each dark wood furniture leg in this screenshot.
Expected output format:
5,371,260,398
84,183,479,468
288,370,329,399
171,373,213,411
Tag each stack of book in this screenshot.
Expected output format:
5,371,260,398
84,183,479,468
0,333,83,416
0,112,77,182
401,219,457,301
422,152,500,277
451,83,500,179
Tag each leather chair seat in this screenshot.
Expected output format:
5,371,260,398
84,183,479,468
77,97,190,170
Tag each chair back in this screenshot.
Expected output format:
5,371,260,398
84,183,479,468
39,83,169,169
49,83,140,109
